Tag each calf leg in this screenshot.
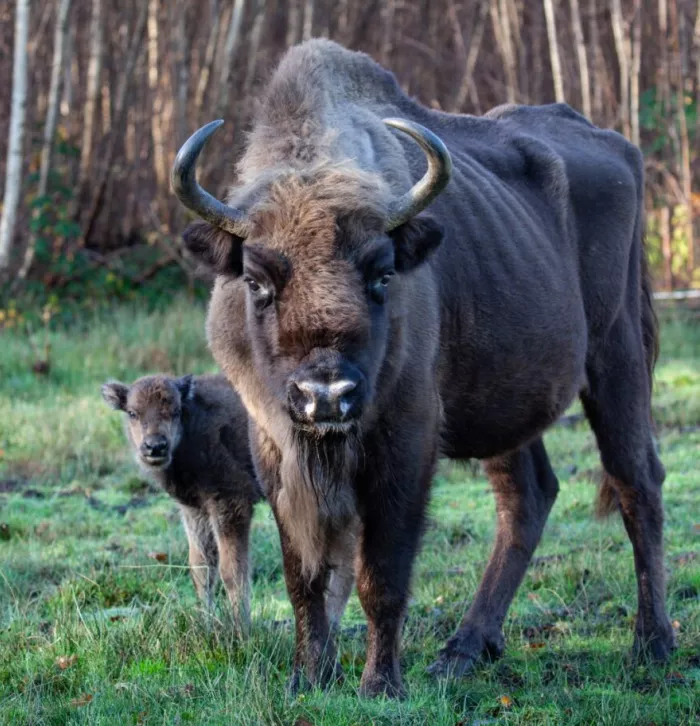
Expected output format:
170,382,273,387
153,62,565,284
180,506,219,609
209,499,254,636
581,316,675,661
326,520,357,632
429,438,559,677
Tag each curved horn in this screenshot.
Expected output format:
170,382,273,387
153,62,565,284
383,118,453,232
171,120,248,237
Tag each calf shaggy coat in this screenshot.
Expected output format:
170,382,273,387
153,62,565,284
173,40,674,696
102,374,262,630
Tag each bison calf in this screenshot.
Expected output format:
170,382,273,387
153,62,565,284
101,373,262,632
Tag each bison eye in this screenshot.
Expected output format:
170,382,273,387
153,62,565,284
243,276,261,293
127,410,137,420
368,270,394,304
243,275,273,308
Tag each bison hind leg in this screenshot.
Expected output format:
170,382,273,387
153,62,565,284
581,315,675,662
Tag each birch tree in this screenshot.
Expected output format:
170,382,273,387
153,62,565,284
217,0,247,117
78,0,103,192
542,0,564,102
569,0,591,117
0,0,30,274
18,0,73,281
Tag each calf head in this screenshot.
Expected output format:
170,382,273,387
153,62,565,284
101,375,194,471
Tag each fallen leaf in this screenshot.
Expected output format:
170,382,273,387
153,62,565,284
70,694,93,707
665,671,687,684
148,552,168,563
56,655,78,670
525,642,547,650
672,620,681,630
693,523,700,532
499,695,513,708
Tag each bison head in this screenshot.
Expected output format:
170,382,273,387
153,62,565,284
172,119,451,437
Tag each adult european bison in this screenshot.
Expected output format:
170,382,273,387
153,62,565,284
171,39,674,697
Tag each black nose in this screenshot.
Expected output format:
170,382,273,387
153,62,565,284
288,378,362,424
141,435,168,458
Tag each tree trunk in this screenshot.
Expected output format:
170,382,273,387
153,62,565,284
659,206,673,290
610,0,630,137
694,1,700,144
81,2,148,247
543,0,565,102
303,0,315,41
174,0,189,145
569,0,591,117
452,1,488,112
380,0,395,65
78,0,103,192
216,0,247,117
243,0,267,106
287,0,301,47
148,0,168,198
491,0,518,103
669,0,694,276
16,0,73,282
0,0,30,274
630,1,642,147
194,2,222,120
588,0,604,120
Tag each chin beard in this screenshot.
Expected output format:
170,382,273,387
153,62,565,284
276,427,362,579
139,455,171,471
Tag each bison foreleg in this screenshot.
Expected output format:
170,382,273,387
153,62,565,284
429,438,559,678
276,525,342,694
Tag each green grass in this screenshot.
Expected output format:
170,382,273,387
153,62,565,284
1,298,698,725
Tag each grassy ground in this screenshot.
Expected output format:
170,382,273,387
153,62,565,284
0,297,698,725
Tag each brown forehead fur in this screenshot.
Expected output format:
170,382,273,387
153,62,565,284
128,376,179,413
241,165,392,350
246,163,391,253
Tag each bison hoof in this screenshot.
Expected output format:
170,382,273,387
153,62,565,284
359,667,405,699
633,619,677,663
427,625,505,679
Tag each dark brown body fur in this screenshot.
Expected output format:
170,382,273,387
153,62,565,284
102,374,263,631
181,40,674,696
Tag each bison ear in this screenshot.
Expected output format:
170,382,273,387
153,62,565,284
101,381,128,411
182,220,244,276
388,215,444,273
175,374,195,403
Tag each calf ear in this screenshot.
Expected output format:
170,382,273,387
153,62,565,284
389,215,444,273
182,220,244,276
175,374,195,403
101,381,128,411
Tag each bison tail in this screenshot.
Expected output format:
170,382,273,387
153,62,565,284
595,473,619,519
